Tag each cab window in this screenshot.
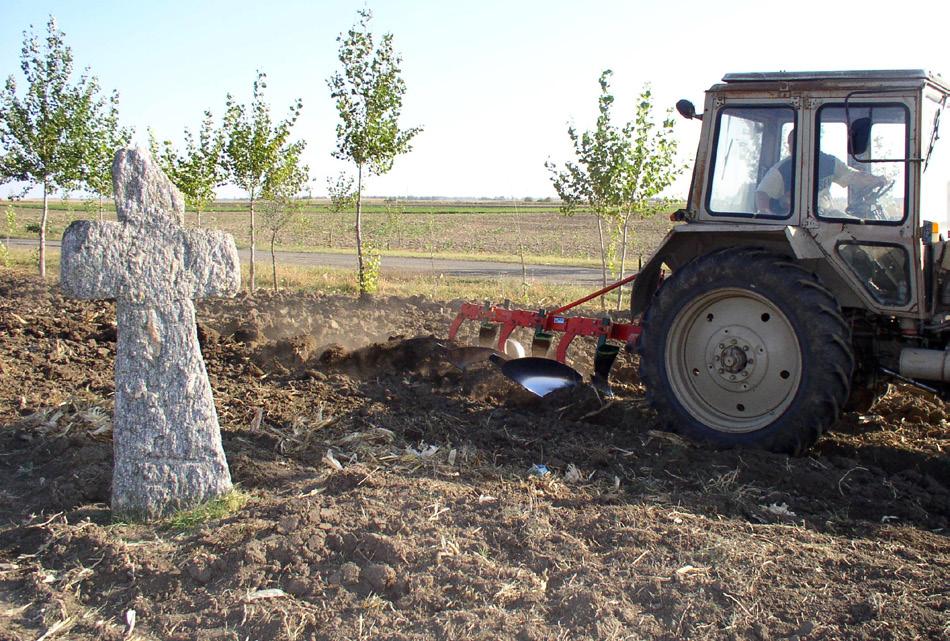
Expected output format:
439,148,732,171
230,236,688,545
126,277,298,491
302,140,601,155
815,104,908,223
836,242,911,306
707,106,796,218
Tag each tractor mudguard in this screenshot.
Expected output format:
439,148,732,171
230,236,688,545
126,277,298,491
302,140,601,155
630,224,809,320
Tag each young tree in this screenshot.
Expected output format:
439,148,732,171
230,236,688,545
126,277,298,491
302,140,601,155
328,9,421,298
0,16,104,278
150,111,225,227
261,147,309,291
546,71,682,308
223,72,303,291
546,70,628,295
613,86,682,308
83,90,133,221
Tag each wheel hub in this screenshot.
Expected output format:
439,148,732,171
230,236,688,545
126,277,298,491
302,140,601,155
720,345,747,373
704,325,768,392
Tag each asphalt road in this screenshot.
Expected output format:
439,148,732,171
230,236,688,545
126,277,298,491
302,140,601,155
6,238,604,285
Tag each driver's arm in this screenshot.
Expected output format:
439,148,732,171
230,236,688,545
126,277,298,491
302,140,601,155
831,157,887,188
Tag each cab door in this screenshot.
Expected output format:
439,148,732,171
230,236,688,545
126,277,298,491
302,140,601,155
805,95,921,315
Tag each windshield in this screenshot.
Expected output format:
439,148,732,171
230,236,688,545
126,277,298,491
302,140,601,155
707,106,796,218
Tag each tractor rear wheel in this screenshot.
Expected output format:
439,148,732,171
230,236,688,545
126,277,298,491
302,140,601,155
638,248,853,455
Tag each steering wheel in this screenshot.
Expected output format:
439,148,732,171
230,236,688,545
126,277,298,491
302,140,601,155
847,178,895,221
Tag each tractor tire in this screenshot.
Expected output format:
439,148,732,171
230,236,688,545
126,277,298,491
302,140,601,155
638,247,853,455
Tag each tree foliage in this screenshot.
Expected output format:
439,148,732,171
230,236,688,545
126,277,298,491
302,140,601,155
328,9,421,298
326,172,356,213
0,16,114,277
82,90,132,220
150,110,225,227
547,71,628,219
223,71,303,291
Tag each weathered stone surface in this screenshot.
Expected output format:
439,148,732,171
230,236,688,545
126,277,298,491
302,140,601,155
60,147,240,519
112,146,185,226
60,221,240,305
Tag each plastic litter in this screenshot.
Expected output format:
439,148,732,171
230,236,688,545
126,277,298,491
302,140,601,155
528,464,550,477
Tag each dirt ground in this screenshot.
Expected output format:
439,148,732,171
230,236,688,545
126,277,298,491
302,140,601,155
0,271,946,641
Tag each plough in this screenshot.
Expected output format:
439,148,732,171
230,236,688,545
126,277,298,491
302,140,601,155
448,273,643,396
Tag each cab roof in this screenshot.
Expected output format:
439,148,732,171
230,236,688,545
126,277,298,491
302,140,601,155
720,69,949,94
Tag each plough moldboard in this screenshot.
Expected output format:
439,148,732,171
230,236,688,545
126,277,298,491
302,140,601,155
447,273,643,396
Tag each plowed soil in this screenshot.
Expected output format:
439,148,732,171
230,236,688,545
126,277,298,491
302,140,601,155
0,271,946,641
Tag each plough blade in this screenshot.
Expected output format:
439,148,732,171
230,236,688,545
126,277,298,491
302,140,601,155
498,357,583,397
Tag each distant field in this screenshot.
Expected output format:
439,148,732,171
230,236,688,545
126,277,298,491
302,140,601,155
4,198,679,266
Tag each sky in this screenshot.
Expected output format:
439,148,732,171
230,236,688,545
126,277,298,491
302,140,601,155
1,0,948,199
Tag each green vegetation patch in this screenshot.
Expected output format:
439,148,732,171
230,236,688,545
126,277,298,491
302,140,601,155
161,489,250,532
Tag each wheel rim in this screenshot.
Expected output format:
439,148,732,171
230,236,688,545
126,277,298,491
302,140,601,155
665,288,803,433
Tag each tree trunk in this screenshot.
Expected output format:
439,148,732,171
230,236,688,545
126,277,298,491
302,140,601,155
355,164,366,299
39,180,48,279
596,215,607,310
196,208,202,228
249,194,257,292
616,212,631,311
271,232,278,292
98,195,104,223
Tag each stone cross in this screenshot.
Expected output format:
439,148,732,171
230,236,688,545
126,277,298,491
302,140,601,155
61,147,241,520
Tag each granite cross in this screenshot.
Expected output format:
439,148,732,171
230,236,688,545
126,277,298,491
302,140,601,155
61,147,241,519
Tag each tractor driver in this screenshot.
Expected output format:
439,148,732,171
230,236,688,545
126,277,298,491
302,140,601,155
755,128,887,216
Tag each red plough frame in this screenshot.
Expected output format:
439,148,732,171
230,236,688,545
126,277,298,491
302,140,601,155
448,273,644,363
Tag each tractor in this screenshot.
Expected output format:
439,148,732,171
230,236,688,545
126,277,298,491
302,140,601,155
451,69,950,455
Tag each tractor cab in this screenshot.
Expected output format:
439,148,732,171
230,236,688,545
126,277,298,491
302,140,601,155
667,70,950,319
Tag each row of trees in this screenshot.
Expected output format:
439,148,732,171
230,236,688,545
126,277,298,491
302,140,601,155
0,11,420,297
150,71,307,293
1,15,682,302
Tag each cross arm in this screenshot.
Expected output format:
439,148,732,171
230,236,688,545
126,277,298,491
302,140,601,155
60,220,125,300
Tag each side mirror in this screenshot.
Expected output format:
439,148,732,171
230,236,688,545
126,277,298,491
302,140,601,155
850,117,872,156
676,99,700,120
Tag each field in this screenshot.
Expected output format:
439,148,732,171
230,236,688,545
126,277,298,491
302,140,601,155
2,198,677,267
0,270,947,640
